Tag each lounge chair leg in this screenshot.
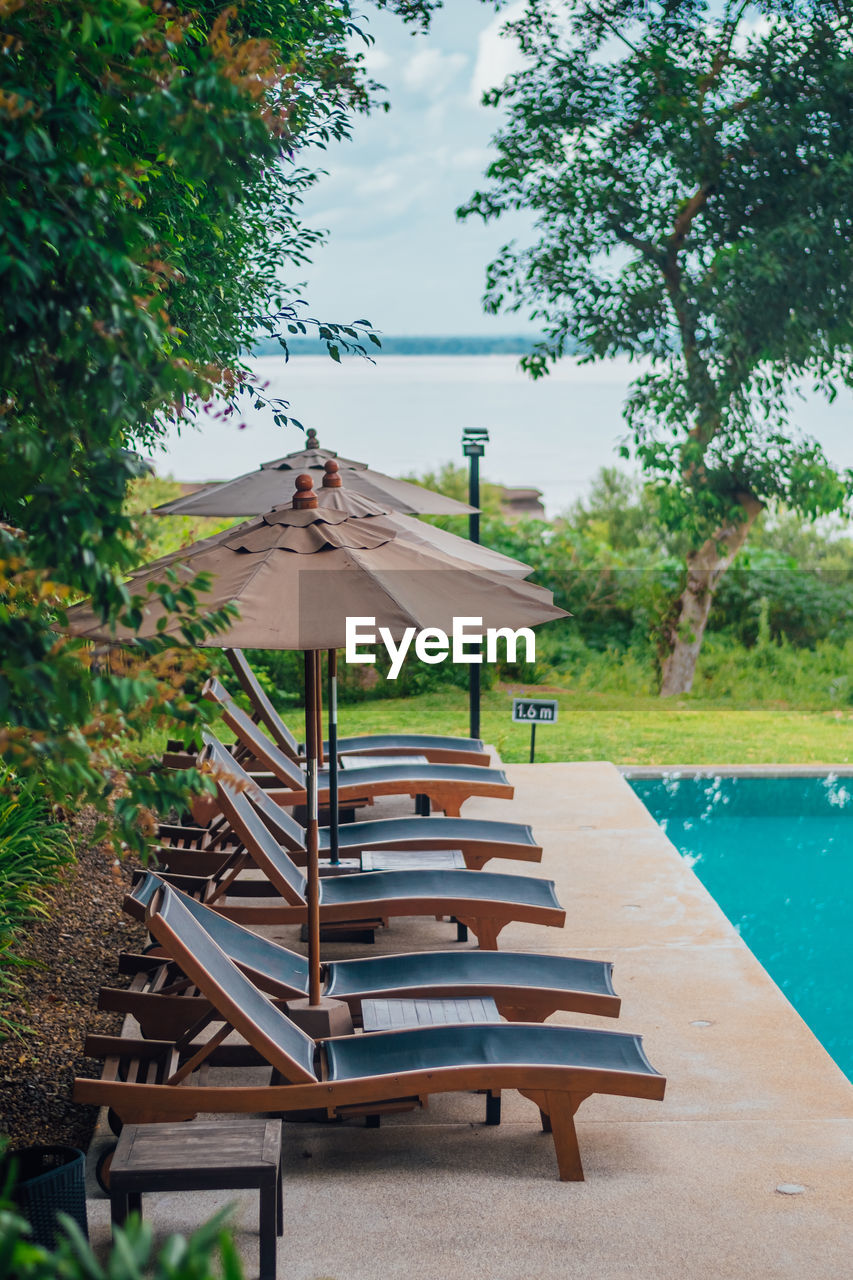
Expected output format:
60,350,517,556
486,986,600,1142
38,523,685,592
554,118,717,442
544,1091,585,1182
464,918,501,950
110,1192,129,1229
259,1176,277,1280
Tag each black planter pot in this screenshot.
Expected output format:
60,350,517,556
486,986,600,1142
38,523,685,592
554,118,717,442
7,1144,89,1249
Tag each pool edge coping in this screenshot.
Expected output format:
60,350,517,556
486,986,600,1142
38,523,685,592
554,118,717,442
619,763,853,778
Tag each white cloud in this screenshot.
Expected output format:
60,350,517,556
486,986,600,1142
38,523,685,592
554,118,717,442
363,46,392,75
402,47,468,97
469,0,527,104
450,146,492,171
355,169,400,197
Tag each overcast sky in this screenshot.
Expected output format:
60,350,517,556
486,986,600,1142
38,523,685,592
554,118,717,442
295,0,532,337
151,4,853,505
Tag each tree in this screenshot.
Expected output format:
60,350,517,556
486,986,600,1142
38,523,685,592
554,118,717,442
459,0,853,694
0,0,433,843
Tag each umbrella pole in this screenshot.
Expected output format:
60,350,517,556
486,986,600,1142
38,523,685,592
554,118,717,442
304,648,322,1006
283,476,353,1040
327,648,340,864
315,653,324,767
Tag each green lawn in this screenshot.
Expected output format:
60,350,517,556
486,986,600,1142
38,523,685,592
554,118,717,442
333,686,853,765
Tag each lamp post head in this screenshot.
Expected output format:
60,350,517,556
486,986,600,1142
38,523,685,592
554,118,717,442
462,426,489,458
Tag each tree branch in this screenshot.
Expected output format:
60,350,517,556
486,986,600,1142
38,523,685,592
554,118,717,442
698,0,750,104
670,183,714,252
611,223,664,264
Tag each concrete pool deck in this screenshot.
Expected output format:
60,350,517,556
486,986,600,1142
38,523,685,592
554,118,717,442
83,762,853,1278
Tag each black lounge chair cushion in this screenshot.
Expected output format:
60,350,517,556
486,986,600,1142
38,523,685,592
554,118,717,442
139,874,311,988
219,785,558,919
325,951,615,1001
325,1022,659,1081
318,816,538,851
320,763,509,788
318,868,561,911
153,885,659,1102
223,651,485,756
329,732,485,755
135,876,613,1008
156,884,318,1082
208,698,499,794
211,746,536,854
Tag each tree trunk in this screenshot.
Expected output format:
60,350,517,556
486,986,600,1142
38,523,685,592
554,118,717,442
659,494,763,697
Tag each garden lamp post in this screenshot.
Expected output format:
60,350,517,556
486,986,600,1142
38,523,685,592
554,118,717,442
462,426,489,739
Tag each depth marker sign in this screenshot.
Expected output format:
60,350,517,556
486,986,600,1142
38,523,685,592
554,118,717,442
511,698,558,762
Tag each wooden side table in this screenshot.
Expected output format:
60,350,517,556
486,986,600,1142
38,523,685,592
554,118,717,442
339,754,429,769
360,996,503,1125
109,1119,283,1280
339,756,432,812
360,850,470,939
359,850,466,872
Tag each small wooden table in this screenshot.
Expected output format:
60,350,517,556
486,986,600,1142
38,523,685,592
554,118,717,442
109,1119,283,1280
359,849,466,872
340,753,432,813
360,850,469,940
360,996,502,1125
340,754,429,770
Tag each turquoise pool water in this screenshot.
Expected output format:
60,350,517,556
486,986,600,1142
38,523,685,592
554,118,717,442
629,775,853,1081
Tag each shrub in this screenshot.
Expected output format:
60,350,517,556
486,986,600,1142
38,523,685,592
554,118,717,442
0,1201,244,1280
0,768,73,1037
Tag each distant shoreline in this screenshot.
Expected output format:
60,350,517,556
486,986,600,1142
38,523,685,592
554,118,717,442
251,335,540,358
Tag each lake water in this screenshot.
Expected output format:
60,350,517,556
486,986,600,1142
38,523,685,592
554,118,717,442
149,355,853,516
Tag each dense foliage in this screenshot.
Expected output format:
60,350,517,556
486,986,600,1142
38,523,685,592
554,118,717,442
0,0,431,844
0,1200,243,1280
460,0,853,693
241,464,853,706
0,768,73,1037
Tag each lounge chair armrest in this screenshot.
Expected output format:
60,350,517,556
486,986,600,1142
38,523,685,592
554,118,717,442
117,951,168,974
157,823,208,840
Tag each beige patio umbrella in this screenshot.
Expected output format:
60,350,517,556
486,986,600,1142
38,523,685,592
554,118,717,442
67,474,567,1025
100,459,538,861
133,459,533,859
310,459,532,859
151,427,475,518
314,459,531,576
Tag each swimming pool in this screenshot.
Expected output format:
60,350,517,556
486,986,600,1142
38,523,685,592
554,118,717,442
629,774,853,1081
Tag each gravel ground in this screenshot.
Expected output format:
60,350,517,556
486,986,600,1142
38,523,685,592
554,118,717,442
0,822,146,1152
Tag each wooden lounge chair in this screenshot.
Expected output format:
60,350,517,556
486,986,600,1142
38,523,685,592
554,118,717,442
77,882,665,1181
102,872,620,1038
225,647,492,767
158,734,542,873
140,781,565,950
200,678,512,817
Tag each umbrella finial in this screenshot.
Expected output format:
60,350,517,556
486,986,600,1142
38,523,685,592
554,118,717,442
322,460,343,488
306,428,319,449
293,474,319,509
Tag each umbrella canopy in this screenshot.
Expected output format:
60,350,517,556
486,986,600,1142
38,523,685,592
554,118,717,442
66,488,562,650
151,428,475,518
314,460,532,578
